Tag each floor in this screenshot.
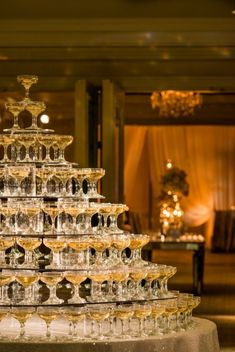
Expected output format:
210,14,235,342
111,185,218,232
151,249,235,351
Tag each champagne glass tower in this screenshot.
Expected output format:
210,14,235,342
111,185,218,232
0,76,200,342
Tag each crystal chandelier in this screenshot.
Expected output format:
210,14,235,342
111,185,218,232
150,90,202,117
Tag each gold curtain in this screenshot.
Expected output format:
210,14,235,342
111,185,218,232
124,125,235,247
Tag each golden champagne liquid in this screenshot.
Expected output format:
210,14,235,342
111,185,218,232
151,307,165,317
44,208,59,218
146,272,160,281
38,313,57,323
10,170,28,179
99,206,112,214
92,241,109,251
26,208,40,217
11,312,32,323
89,311,109,321
66,208,81,217
68,241,89,252
129,272,146,281
0,238,14,250
177,306,187,313
111,272,128,282
44,240,65,252
64,312,85,322
18,238,41,251
157,273,166,280
129,238,144,250
16,276,37,287
65,274,87,285
112,240,129,251
165,307,178,316
39,136,55,146
84,208,96,216
188,300,198,309
41,276,61,286
88,170,105,181
114,310,133,320
187,300,195,309
89,274,108,282
134,308,151,318
0,276,12,286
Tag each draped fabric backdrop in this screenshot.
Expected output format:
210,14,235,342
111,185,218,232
124,126,235,247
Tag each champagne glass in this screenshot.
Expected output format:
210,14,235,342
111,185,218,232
150,301,166,335
0,135,15,162
187,295,201,329
91,236,111,267
152,264,167,298
129,267,147,299
111,234,130,266
15,270,38,304
53,135,73,163
110,268,129,301
37,307,58,339
43,206,61,234
63,206,84,233
0,236,15,264
36,168,52,195
43,237,66,268
161,266,177,296
71,168,89,198
145,264,162,299
4,101,25,131
25,206,41,233
16,134,36,162
38,134,55,162
11,307,35,340
89,269,110,302
17,74,38,103
65,270,87,303
67,236,90,268
88,304,110,340
98,203,113,234
108,204,129,233
63,307,86,340
54,167,72,196
175,297,188,332
40,272,63,304
25,101,46,131
129,234,150,266
163,299,178,334
113,304,134,338
85,168,105,199
2,207,16,233
7,166,31,196
17,237,41,267
79,206,98,234
133,303,151,337
0,270,14,303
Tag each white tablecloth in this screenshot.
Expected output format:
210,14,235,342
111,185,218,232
0,317,220,352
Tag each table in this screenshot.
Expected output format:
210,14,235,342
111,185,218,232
142,240,205,295
0,318,220,352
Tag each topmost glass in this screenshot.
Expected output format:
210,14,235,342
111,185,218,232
4,75,54,133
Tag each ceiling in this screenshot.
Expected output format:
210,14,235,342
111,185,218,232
0,0,235,125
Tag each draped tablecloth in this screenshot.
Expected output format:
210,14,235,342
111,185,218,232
0,318,220,352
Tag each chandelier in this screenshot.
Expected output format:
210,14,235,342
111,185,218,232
150,90,202,117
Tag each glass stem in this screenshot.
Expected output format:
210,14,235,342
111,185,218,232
46,322,51,338
31,114,38,129
19,322,26,338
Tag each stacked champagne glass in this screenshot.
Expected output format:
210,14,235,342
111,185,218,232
0,75,200,342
